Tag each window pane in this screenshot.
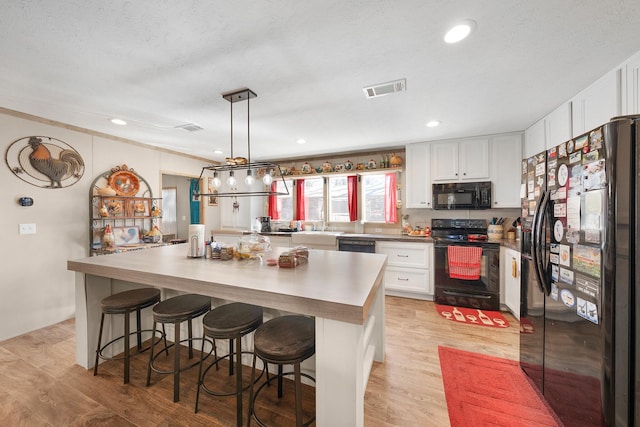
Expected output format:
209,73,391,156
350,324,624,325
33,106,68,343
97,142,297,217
328,176,350,222
363,174,386,222
303,178,323,221
276,180,293,221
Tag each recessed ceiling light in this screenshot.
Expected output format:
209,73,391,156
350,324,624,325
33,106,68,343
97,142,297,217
426,120,441,128
444,20,476,44
296,139,306,144
110,118,127,126
214,150,223,154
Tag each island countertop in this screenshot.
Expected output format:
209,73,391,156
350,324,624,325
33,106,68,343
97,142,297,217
68,244,386,426
68,244,387,325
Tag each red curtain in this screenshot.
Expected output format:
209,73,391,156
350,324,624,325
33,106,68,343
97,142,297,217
295,179,305,220
268,182,280,220
384,173,398,223
348,175,358,222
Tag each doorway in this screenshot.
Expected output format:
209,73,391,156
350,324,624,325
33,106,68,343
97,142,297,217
161,173,196,240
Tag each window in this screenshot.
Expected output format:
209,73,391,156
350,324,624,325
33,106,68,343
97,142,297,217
270,179,293,221
362,174,386,222
300,178,324,221
328,176,349,222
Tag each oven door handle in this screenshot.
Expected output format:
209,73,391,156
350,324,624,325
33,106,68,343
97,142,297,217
441,290,492,299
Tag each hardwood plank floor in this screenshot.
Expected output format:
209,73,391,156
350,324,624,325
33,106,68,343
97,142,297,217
0,296,519,426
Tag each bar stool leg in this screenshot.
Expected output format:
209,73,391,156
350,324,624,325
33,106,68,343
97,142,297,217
93,313,106,376
294,362,302,427
229,339,234,375
146,321,157,386
173,320,181,402
247,353,258,427
135,307,142,351
187,318,194,359
124,310,131,384
235,336,242,427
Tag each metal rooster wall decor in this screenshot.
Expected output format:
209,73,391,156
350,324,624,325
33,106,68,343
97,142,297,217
5,136,85,188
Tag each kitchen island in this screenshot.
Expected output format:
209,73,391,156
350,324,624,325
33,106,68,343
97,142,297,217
67,244,386,427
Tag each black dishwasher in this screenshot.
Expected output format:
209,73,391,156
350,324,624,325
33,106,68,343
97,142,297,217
338,239,376,253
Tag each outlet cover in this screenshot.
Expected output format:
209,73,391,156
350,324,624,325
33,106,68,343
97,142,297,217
19,223,36,234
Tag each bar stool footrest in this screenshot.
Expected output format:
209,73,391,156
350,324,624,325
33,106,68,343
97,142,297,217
97,329,165,362
200,351,267,397
149,337,214,375
250,371,316,427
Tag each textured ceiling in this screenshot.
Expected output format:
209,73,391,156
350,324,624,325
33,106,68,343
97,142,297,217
1,1,639,162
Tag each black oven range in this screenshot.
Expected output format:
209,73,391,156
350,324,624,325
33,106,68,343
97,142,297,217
432,219,500,310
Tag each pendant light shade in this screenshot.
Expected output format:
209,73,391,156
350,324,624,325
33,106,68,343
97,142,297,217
194,88,289,198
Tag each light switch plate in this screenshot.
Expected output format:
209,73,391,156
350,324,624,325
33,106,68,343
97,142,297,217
19,223,36,234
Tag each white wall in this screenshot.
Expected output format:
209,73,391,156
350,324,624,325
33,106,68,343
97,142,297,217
0,111,214,341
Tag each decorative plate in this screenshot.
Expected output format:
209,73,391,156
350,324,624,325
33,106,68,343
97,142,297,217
108,170,140,196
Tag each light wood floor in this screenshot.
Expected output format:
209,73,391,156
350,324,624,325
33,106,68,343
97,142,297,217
0,296,519,426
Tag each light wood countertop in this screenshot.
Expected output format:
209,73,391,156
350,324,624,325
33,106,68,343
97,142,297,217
68,244,387,325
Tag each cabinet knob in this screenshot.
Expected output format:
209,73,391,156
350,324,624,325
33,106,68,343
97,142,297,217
463,173,466,176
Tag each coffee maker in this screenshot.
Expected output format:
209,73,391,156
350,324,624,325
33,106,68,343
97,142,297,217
259,216,271,232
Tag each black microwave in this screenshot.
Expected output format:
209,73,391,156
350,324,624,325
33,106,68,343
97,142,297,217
432,181,492,210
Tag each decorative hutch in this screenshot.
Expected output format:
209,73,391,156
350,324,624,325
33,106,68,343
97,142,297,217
89,165,162,255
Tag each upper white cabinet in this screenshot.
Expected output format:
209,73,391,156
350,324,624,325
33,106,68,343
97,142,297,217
490,134,522,208
571,68,621,136
431,138,489,182
524,102,572,158
523,118,545,158
622,50,640,115
220,180,264,229
405,142,432,208
545,102,573,148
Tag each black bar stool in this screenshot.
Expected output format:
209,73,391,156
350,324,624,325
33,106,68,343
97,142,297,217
248,315,316,427
146,293,212,402
94,287,163,384
195,302,264,427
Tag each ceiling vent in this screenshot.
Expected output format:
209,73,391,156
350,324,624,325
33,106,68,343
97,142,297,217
363,78,406,99
175,123,203,132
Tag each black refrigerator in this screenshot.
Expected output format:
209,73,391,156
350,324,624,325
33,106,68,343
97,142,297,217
520,115,638,427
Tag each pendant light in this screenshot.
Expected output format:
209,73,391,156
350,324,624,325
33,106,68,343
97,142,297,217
194,88,289,198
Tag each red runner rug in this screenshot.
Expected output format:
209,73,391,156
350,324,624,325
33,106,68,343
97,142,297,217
438,346,562,427
435,304,510,328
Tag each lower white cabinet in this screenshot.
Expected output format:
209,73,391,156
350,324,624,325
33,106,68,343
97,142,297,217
267,235,291,248
376,241,433,298
502,247,521,319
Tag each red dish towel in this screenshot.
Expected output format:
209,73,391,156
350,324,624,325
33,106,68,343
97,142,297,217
448,246,482,280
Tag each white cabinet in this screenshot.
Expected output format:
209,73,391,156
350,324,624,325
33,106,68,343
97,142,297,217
524,118,545,158
524,102,572,158
219,180,265,230
405,142,432,208
545,102,573,148
212,233,242,246
267,235,291,248
290,232,337,251
376,241,432,297
571,69,621,136
490,134,522,208
622,50,640,115
502,247,521,319
431,138,489,183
